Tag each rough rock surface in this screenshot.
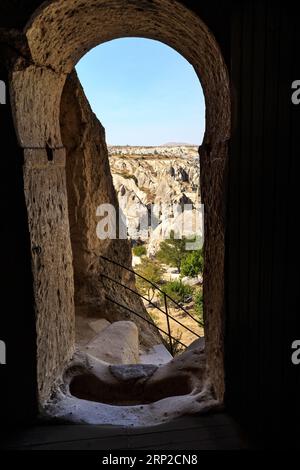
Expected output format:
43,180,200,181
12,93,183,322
147,208,203,256
88,318,111,335
75,316,111,347
109,364,158,382
109,146,201,249
23,148,75,402
139,344,173,366
82,321,140,364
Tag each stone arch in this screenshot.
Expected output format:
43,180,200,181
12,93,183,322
10,0,230,403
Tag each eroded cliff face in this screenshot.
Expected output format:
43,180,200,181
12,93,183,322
60,71,160,349
109,146,201,250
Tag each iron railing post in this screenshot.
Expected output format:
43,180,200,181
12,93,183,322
164,292,173,356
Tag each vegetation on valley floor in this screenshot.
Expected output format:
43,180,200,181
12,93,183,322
133,233,204,352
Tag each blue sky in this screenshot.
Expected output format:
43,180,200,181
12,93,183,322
76,38,205,146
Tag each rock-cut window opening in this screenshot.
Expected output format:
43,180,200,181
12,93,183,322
63,38,206,370
11,0,230,424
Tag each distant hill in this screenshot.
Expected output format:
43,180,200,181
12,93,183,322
161,142,197,147
108,145,198,159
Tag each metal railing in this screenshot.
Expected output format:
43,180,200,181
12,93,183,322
99,255,203,356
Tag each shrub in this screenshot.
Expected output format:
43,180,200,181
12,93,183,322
157,230,199,272
156,232,187,271
160,280,193,304
132,244,147,257
135,258,164,301
180,249,204,277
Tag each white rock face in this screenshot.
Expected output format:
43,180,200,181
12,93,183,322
82,320,140,364
181,276,203,287
109,145,199,159
108,146,202,250
132,255,142,267
139,344,173,366
147,208,203,256
88,318,111,334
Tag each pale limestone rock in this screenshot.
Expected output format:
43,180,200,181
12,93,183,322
147,209,203,256
88,318,111,334
109,147,201,246
132,255,142,267
75,316,111,348
83,321,140,364
139,344,173,366
185,337,205,352
181,276,202,287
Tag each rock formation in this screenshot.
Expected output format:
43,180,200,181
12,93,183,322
81,321,140,365
108,145,201,251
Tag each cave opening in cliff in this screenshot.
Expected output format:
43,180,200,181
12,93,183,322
11,0,230,421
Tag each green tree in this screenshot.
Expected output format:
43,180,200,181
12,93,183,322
156,231,188,272
180,249,204,277
132,244,147,257
160,280,193,304
135,258,164,301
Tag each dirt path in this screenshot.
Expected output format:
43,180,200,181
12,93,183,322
145,302,204,353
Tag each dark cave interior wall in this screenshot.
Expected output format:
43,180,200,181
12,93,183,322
0,0,299,446
226,1,300,446
0,62,37,424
